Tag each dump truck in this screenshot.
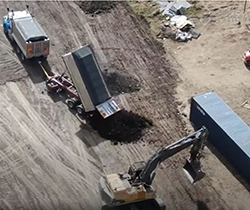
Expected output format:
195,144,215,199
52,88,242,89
99,127,208,210
42,45,121,119
3,5,50,61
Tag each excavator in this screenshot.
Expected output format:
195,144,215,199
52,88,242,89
99,126,208,210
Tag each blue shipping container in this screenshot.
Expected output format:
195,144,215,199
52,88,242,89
190,92,250,184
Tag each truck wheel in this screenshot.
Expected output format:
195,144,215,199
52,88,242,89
66,99,76,109
46,82,54,94
3,24,7,34
76,105,84,115
20,52,26,63
16,45,20,54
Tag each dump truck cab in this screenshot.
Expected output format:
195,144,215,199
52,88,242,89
3,6,50,61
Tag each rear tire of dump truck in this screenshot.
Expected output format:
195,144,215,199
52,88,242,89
66,99,77,109
76,104,85,115
20,52,26,63
16,45,26,63
16,45,20,54
46,82,54,94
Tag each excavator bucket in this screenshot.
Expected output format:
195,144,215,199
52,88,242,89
183,159,205,184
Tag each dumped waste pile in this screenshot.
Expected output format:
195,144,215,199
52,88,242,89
77,1,118,14
159,1,201,42
103,72,141,95
87,110,153,143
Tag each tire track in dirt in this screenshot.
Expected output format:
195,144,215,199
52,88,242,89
0,81,102,210
67,2,108,64
58,2,81,47
0,1,28,84
7,82,102,179
0,32,27,85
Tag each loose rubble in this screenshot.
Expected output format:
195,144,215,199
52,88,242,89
103,71,141,95
159,1,201,42
77,1,118,14
87,110,153,143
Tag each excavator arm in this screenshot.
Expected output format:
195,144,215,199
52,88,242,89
137,126,208,185
100,127,209,208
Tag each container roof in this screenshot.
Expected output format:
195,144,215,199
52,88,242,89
11,11,48,41
193,92,250,157
71,46,111,106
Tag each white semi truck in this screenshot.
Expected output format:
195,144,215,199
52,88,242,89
3,5,50,62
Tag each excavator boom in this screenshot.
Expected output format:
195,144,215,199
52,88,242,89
138,126,208,185
100,127,209,208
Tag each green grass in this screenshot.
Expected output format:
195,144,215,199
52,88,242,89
128,1,164,37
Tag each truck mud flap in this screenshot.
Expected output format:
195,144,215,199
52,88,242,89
183,159,205,184
96,98,121,119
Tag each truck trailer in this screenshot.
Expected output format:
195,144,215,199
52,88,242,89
44,45,121,119
3,5,50,61
190,92,250,185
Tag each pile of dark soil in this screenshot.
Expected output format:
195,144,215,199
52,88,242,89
87,110,153,143
103,72,141,95
77,1,118,14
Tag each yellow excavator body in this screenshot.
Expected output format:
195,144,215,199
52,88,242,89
105,173,155,205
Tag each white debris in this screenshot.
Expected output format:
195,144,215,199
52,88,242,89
170,15,195,30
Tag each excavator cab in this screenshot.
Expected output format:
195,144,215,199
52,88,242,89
183,159,205,184
128,161,146,181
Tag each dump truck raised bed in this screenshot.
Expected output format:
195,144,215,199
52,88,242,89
190,92,250,185
3,5,50,61
43,45,121,119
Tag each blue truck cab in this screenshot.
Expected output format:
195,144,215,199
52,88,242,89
3,16,11,34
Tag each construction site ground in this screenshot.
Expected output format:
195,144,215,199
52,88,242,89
0,1,250,210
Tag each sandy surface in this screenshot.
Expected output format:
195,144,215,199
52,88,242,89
0,1,249,210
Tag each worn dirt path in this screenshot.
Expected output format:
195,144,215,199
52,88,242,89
0,2,249,210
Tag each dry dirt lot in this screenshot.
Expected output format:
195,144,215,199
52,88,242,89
0,1,249,210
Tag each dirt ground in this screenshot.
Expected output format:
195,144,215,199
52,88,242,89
166,2,250,124
0,1,250,210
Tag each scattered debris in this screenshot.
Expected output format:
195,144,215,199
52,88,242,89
87,110,153,143
189,28,201,39
242,102,250,109
162,1,192,17
170,15,194,30
242,100,248,107
160,1,201,42
175,30,192,42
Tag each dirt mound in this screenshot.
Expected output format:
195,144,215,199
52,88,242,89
87,110,153,143
103,72,141,95
77,1,118,14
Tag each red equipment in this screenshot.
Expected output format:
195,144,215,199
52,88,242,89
243,50,250,65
